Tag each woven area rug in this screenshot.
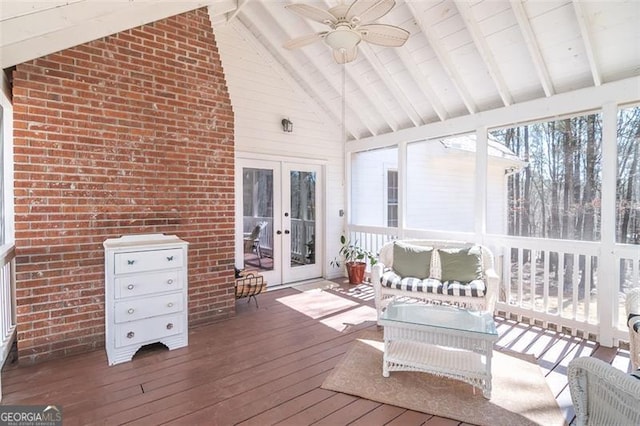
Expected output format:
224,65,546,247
322,330,565,426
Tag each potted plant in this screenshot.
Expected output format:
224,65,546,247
330,235,377,284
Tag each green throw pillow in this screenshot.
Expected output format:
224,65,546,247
392,241,432,279
439,246,484,283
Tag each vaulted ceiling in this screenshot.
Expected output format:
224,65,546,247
2,0,639,141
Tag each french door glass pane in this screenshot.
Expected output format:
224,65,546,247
290,170,316,267
243,168,273,271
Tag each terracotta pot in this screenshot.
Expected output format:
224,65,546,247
346,261,366,284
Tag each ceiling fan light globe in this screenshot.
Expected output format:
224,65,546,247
324,27,361,51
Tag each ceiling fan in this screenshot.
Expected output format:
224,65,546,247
283,0,410,64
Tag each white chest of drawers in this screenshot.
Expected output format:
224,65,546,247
103,234,189,366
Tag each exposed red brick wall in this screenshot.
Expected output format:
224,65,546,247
11,8,235,363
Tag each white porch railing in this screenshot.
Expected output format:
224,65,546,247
0,243,17,402
348,225,638,345
244,216,316,264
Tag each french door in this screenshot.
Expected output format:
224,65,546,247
237,158,323,286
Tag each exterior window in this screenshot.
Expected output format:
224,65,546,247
387,169,398,227
351,147,398,226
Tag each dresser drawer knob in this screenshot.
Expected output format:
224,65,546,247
127,308,135,314
167,256,174,261
166,323,174,330
167,279,174,285
127,331,135,339
127,284,134,290
167,302,174,308
127,260,135,265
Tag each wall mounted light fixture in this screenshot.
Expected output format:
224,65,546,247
281,118,293,133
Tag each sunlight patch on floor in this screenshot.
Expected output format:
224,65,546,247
276,288,358,319
320,305,378,332
292,280,341,292
357,336,384,352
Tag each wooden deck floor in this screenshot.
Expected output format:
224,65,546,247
1,281,632,425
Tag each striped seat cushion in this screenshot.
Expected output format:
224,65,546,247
443,280,486,297
381,270,444,294
631,369,640,380
629,312,640,333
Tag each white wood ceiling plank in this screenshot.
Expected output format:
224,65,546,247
405,1,477,115
393,46,448,121
571,0,601,86
256,1,380,137
0,1,85,21
468,0,512,22
1,1,128,46
484,25,546,103
454,0,513,106
358,43,425,128
473,4,517,39
588,12,640,81
0,0,229,68
509,0,555,97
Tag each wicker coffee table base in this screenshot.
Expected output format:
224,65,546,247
382,324,496,398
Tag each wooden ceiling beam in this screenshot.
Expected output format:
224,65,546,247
405,1,477,115
225,0,250,24
272,1,399,134
234,10,361,139
394,47,448,122
254,2,378,138
454,0,514,107
572,0,602,86
358,44,425,128
509,0,555,97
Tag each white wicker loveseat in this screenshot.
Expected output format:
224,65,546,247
371,239,498,321
568,357,640,426
627,287,640,370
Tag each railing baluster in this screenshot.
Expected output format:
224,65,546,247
517,247,524,307
572,253,580,321
585,256,592,324
0,244,17,402
558,252,565,318
503,246,511,305
543,250,550,314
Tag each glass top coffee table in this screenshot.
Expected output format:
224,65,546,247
379,301,499,398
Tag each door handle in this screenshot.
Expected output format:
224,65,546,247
284,230,290,234
276,230,282,235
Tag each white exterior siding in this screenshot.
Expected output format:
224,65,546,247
351,140,517,234
213,23,345,278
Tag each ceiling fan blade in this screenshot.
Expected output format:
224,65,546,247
359,24,409,47
285,4,337,25
346,0,395,25
283,32,327,50
332,46,358,64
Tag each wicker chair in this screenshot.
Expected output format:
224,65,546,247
568,357,640,426
626,287,640,370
